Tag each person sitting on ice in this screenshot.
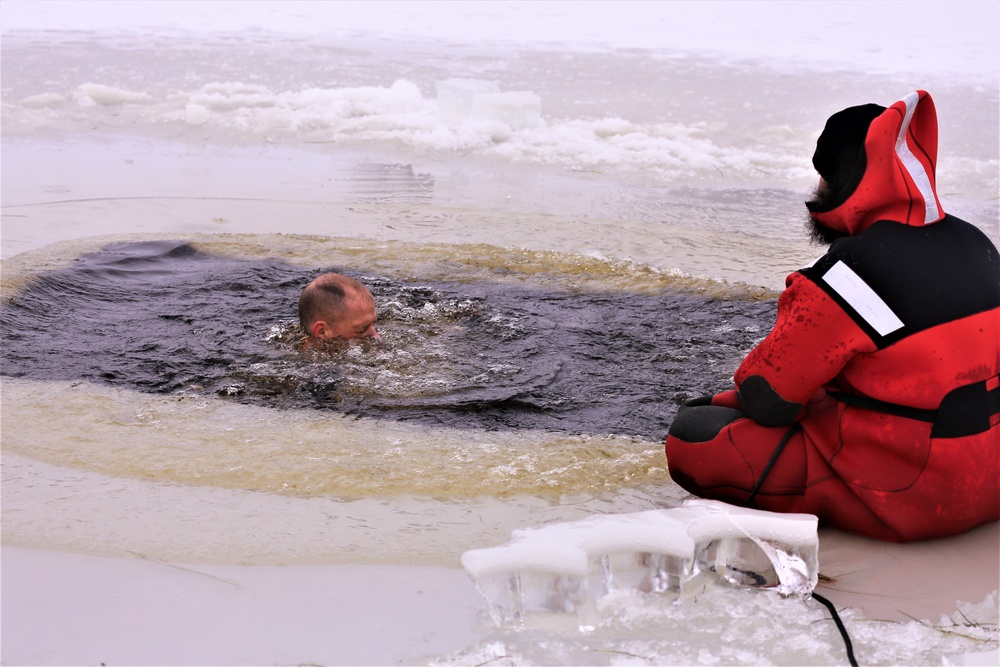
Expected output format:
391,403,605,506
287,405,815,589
298,273,380,342
664,90,999,542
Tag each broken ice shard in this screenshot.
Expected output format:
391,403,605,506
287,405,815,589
461,499,818,627
435,78,542,131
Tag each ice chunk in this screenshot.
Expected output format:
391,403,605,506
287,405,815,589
468,91,541,130
435,78,501,119
684,500,818,597
461,543,592,628
461,499,818,627
435,78,541,130
73,83,152,105
185,103,211,126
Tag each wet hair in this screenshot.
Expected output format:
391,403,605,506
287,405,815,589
298,274,370,333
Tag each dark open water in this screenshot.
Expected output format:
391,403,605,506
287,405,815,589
1,240,775,441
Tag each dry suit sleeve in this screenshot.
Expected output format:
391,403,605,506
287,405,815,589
734,271,876,426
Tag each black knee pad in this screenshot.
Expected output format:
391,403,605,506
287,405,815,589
681,394,715,408
667,404,744,443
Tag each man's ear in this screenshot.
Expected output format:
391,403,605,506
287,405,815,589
311,320,328,339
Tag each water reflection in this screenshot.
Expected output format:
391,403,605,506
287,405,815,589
350,162,435,204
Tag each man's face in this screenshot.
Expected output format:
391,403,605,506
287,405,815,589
315,296,380,340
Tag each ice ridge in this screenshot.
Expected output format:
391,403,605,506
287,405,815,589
461,499,819,628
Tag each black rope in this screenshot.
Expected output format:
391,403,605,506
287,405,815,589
811,591,859,666
744,422,801,506
741,425,858,665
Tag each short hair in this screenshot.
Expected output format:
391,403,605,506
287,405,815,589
298,274,370,332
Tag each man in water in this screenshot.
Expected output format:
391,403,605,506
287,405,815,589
664,90,999,542
298,273,380,341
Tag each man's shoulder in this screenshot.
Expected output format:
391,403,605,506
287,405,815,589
795,216,1000,346
806,216,996,273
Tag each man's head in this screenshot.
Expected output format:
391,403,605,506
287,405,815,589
804,91,944,240
298,273,379,340
805,102,885,244
810,103,885,201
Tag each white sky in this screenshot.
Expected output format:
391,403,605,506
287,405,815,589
1,1,998,82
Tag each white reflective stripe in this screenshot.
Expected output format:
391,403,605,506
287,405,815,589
822,260,904,336
894,91,939,224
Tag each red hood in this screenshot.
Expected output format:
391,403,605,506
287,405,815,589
809,90,945,236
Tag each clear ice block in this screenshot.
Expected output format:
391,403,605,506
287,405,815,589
460,499,819,628
461,543,592,627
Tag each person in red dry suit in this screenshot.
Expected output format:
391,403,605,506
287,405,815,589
664,90,999,542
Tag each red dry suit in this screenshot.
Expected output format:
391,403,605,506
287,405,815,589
664,90,1000,542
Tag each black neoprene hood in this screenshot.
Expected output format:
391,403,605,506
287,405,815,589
807,103,885,212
